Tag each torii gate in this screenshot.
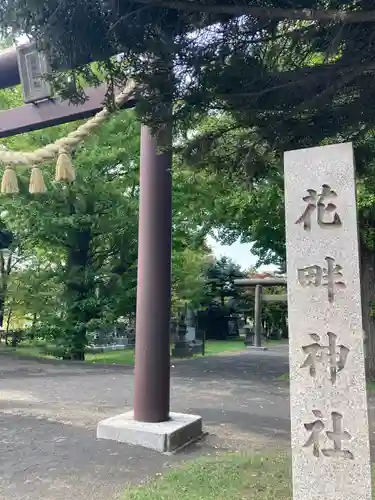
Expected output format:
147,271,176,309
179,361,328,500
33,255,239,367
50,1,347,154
0,45,202,452
234,277,287,347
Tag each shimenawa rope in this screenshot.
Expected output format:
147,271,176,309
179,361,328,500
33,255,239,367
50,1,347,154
0,80,137,194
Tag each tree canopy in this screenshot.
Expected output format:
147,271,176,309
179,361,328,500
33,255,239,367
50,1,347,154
1,1,374,148
3,1,375,374
0,85,232,358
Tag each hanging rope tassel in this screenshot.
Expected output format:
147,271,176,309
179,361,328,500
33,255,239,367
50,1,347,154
29,167,47,194
55,148,76,182
1,166,19,194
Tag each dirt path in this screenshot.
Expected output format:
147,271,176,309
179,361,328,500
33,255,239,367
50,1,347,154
1,345,371,500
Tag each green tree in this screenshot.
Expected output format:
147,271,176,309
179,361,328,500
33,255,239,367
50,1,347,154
4,263,63,333
205,256,245,307
4,0,375,371
182,113,375,377
0,104,141,358
171,245,211,317
1,0,375,144
0,84,226,358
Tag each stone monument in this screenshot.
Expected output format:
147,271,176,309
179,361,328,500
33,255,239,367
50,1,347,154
284,142,371,500
171,317,193,358
185,306,196,342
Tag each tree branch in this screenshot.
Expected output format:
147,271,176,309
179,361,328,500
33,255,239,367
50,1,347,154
133,0,375,24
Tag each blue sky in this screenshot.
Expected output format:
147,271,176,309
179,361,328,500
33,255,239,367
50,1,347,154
206,235,277,272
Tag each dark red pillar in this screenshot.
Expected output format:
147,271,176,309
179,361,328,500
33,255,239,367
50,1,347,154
133,124,172,423
0,47,20,89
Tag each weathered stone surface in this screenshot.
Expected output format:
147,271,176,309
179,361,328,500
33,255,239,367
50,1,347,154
97,411,203,453
185,326,196,342
284,142,371,500
171,342,193,358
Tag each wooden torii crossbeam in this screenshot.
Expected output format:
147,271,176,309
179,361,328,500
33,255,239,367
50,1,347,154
0,45,174,431
0,48,136,137
0,84,136,138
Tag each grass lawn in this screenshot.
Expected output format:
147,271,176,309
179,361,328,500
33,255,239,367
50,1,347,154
266,338,289,345
123,453,292,500
0,344,56,360
85,338,287,365
123,452,375,500
86,349,136,365
87,339,248,365
1,339,249,365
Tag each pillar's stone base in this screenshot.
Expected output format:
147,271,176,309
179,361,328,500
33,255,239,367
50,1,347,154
97,411,203,454
246,346,268,351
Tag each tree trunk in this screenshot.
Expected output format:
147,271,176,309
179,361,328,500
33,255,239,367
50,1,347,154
0,249,11,330
6,306,12,334
30,312,37,340
0,295,5,329
65,228,92,361
360,241,375,379
63,192,99,361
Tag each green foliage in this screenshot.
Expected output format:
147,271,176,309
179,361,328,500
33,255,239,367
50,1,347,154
205,256,245,305
177,113,286,268
261,286,288,339
171,246,211,316
0,85,224,358
4,0,375,370
1,0,374,150
0,0,373,290
0,107,142,358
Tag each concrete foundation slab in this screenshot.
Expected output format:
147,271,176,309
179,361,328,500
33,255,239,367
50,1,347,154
246,346,269,351
97,411,203,453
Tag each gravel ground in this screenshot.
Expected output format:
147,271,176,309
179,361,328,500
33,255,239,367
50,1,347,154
0,344,373,500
